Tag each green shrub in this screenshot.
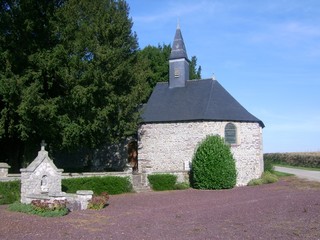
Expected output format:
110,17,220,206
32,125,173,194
62,176,132,195
261,171,278,184
191,135,237,190
264,159,274,172
148,174,177,191
0,181,21,205
247,178,264,186
264,152,320,168
87,192,109,210
247,171,278,186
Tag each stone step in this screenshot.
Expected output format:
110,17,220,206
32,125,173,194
133,187,151,193
132,174,150,193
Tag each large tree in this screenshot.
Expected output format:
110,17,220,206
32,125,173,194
189,56,202,80
0,0,150,172
52,0,149,148
0,0,63,171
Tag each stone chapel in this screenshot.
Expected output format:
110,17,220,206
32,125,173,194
138,25,265,186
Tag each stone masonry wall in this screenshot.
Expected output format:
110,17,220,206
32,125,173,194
138,121,263,186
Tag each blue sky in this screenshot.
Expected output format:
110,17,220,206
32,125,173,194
126,0,320,153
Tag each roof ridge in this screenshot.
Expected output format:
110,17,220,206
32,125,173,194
203,80,215,117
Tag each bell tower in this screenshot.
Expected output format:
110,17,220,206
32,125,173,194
169,23,190,88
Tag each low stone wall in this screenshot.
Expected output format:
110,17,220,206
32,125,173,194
0,170,188,193
0,174,20,182
0,171,132,182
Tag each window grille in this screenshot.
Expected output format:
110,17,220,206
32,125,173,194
225,123,237,145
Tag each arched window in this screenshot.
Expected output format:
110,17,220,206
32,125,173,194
225,123,237,145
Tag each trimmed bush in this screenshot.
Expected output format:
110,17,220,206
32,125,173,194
148,174,177,191
0,181,21,205
62,176,132,195
191,135,237,190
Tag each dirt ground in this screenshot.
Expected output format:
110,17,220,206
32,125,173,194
0,177,320,240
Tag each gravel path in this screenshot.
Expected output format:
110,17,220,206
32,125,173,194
0,177,319,240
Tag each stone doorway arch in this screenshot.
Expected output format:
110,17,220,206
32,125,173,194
127,140,138,173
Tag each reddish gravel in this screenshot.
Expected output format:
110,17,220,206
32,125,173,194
0,177,320,240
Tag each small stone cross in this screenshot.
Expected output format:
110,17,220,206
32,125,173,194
40,140,47,151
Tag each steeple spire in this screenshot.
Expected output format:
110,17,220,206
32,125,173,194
169,23,190,88
169,23,188,61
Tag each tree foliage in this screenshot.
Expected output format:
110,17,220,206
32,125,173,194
0,0,150,171
0,0,64,171
138,44,171,90
139,44,202,91
189,56,202,80
0,0,202,172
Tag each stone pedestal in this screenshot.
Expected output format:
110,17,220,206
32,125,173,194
0,163,10,178
76,190,94,210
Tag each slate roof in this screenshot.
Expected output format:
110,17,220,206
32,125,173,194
22,149,61,172
169,26,188,61
141,79,265,128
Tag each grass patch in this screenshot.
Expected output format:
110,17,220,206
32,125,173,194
0,181,20,205
174,182,190,190
62,176,132,195
273,171,294,177
8,201,68,217
248,171,278,186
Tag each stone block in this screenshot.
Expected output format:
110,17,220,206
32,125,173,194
0,163,10,178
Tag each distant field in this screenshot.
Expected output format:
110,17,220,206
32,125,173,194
284,152,320,156
264,152,320,168
265,152,320,156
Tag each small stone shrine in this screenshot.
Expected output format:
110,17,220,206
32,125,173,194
20,141,93,210
20,141,63,202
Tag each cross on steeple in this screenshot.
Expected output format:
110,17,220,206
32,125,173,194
40,140,47,151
